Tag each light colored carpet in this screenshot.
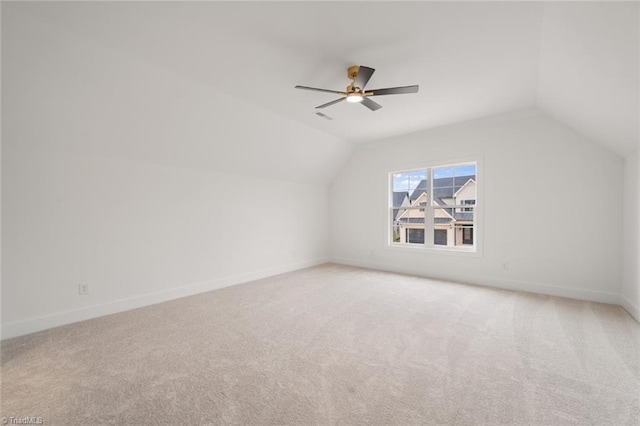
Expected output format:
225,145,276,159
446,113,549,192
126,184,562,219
1,263,639,425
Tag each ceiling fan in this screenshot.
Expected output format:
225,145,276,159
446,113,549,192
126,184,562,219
295,65,419,111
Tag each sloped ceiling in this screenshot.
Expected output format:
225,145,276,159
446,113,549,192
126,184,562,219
538,2,638,157
6,1,639,156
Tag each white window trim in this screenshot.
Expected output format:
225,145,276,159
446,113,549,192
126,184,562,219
386,157,483,257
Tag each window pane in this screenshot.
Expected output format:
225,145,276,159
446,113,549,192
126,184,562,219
454,205,474,247
409,181,427,205
392,172,410,192
454,164,476,178
434,229,448,245
455,224,474,246
393,170,426,194
433,207,474,247
391,208,404,243
433,164,476,211
407,229,425,244
433,205,453,246
393,207,425,244
433,167,453,179
432,166,455,211
408,170,427,193
454,165,476,207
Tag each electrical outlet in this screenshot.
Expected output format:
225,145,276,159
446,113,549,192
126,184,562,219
78,283,89,295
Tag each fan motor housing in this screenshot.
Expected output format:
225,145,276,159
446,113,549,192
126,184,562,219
346,85,362,94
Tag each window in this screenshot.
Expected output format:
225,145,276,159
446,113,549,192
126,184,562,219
407,229,425,244
434,229,448,245
462,200,476,212
390,161,478,252
462,226,473,245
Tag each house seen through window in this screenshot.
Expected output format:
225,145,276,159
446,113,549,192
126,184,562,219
390,162,477,250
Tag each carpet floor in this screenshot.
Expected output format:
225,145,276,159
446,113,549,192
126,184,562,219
1,264,639,425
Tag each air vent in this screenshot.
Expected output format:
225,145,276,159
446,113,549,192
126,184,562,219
315,112,333,120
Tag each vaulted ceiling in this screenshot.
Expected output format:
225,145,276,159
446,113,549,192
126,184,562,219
7,1,639,156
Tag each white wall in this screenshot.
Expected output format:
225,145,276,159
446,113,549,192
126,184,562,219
1,6,350,338
0,1,3,337
330,110,624,304
622,151,640,320
620,2,640,321
2,148,331,338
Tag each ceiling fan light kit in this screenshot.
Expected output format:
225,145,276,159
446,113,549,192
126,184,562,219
295,65,419,112
346,93,364,103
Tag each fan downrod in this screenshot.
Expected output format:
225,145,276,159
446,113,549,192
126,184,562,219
347,65,361,93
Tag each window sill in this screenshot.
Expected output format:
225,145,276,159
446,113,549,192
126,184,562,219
386,243,482,257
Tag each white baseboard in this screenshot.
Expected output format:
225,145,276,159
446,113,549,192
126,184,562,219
1,258,328,340
620,295,640,322
331,256,623,306
5,257,635,340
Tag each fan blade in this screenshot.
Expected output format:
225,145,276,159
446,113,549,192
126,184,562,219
316,98,345,109
367,85,419,96
361,97,382,111
295,85,347,95
354,66,375,90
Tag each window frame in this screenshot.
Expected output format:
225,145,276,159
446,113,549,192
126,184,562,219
387,158,482,257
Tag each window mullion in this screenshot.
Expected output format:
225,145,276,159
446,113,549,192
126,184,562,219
425,167,434,248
